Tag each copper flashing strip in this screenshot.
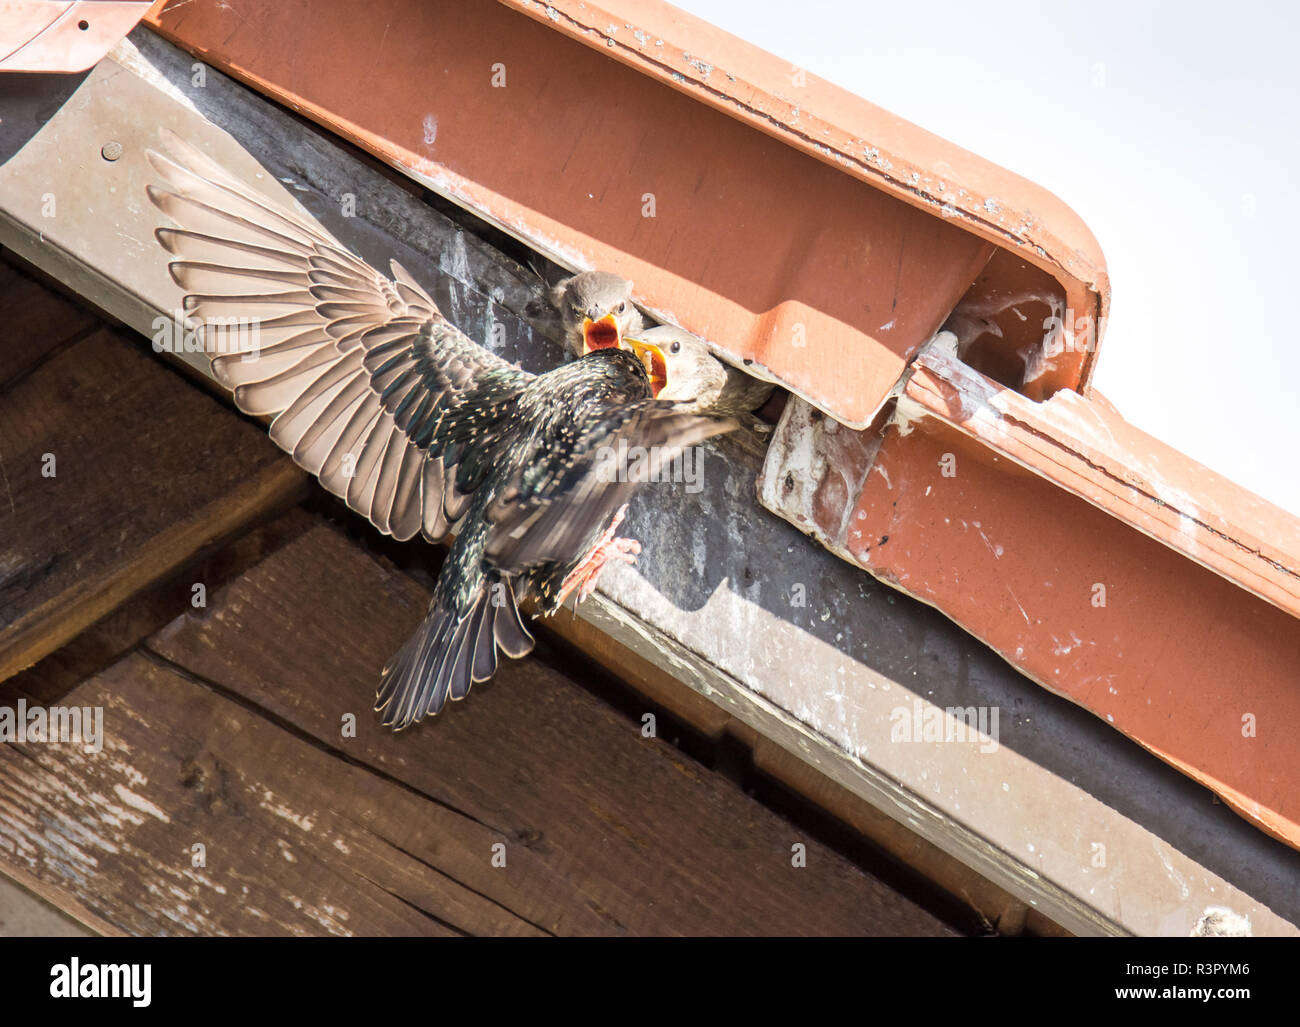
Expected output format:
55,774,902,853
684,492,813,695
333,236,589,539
140,0,1097,427
500,0,1110,401
760,346,1300,850
902,345,1300,619
0,1,152,72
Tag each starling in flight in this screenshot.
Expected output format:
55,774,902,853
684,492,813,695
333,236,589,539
146,133,735,730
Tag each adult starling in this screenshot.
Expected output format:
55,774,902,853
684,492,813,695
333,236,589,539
145,133,735,730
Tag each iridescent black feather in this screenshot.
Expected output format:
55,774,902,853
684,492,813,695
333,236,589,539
147,130,734,730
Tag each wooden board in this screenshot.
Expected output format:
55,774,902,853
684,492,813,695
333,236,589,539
0,520,954,936
0,509,315,937
0,325,306,680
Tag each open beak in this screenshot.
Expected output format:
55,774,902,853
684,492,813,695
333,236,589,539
581,314,622,354
625,338,668,397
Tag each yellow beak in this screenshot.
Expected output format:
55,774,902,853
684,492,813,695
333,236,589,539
624,338,668,397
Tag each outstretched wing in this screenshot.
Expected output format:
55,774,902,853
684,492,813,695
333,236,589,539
146,130,530,542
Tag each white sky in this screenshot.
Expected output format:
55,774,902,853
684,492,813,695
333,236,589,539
675,0,1300,516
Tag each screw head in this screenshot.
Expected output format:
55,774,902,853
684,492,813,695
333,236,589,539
101,141,123,161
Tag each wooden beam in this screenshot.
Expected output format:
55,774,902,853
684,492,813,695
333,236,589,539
0,323,306,680
1,519,953,936
0,258,97,388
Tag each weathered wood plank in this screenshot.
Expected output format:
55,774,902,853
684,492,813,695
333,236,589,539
10,508,316,708
0,329,306,680
0,508,327,936
134,522,951,936
1,652,547,936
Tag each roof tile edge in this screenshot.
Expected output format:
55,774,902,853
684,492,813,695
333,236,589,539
504,0,1112,379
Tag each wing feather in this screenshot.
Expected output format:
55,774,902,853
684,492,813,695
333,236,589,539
485,403,736,573
147,129,531,542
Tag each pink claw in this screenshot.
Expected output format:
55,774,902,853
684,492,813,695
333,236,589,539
556,504,641,607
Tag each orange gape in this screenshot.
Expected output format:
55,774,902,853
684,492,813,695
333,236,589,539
581,314,621,352
639,346,667,397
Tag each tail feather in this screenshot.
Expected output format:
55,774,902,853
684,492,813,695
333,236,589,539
374,576,532,730
423,611,475,718
492,578,535,659
465,592,498,696
375,607,451,730
398,614,449,728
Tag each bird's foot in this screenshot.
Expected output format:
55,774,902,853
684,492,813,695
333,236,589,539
556,504,640,607
562,535,640,605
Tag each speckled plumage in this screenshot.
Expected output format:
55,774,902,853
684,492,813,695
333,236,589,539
378,346,732,729
146,130,734,731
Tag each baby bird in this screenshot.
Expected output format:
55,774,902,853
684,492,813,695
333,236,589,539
628,324,774,417
551,273,772,416
550,270,644,355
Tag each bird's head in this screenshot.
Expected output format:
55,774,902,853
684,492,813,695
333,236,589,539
622,326,730,412
551,271,644,357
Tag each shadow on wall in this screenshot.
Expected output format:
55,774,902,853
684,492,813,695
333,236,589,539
615,429,1300,926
